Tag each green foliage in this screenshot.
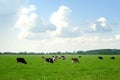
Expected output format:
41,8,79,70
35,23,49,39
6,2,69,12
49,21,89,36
0,55,120,80
1,49,120,55
85,49,120,55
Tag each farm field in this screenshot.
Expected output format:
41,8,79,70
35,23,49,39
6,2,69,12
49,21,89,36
0,55,120,80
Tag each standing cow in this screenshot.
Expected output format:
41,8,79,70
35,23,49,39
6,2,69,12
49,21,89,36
16,58,27,64
71,58,79,63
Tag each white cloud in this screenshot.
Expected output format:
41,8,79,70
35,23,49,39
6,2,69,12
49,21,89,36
97,17,106,22
115,35,120,40
101,38,113,41
1,1,120,52
50,5,81,37
21,5,36,14
97,17,106,27
91,17,111,33
50,6,71,27
15,5,56,39
15,5,81,40
34,36,100,52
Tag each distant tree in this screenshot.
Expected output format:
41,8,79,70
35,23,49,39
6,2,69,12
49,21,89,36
76,51,85,54
1,49,120,55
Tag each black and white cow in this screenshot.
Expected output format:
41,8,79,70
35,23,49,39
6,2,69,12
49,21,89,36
45,58,54,63
16,58,27,64
52,56,58,61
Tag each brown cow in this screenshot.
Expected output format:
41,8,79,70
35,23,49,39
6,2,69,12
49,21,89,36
41,56,45,59
71,58,79,63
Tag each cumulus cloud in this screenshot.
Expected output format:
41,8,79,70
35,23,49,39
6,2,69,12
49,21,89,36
50,6,70,27
90,17,111,33
15,5,81,39
50,5,81,37
15,5,56,39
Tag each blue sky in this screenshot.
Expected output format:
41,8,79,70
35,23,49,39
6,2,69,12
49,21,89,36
0,0,120,52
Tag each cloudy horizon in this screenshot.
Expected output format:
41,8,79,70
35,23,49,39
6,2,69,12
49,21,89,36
0,0,120,52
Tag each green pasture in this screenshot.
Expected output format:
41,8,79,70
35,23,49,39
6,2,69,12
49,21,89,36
0,55,120,80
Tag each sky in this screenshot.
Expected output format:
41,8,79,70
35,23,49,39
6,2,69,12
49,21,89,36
0,0,120,53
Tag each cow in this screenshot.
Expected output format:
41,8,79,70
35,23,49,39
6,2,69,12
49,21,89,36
60,56,67,60
110,56,115,59
45,58,54,63
62,57,67,60
71,58,79,63
78,56,81,58
41,56,45,59
58,57,61,59
16,58,27,64
52,56,58,61
98,56,103,60
61,56,65,58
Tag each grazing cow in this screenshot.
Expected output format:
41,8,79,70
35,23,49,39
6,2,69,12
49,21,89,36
58,57,61,59
71,58,79,63
62,57,67,60
41,56,45,59
52,56,58,61
60,56,67,60
110,56,115,59
52,57,56,61
17,58,27,64
61,56,65,58
98,56,103,60
45,58,54,63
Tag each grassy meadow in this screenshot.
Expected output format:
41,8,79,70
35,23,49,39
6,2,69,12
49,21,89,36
0,55,120,80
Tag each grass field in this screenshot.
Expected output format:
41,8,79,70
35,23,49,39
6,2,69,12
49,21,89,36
0,55,120,80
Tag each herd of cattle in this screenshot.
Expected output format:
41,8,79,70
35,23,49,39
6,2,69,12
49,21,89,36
16,56,116,64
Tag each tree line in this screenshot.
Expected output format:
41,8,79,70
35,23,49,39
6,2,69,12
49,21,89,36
0,49,120,55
